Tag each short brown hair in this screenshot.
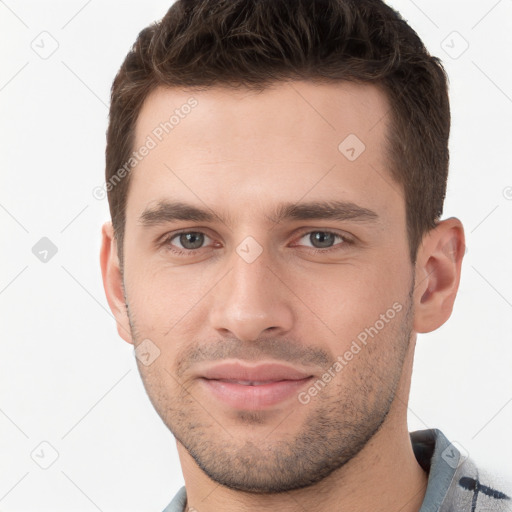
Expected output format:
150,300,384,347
106,0,450,267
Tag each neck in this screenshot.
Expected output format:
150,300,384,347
177,338,428,512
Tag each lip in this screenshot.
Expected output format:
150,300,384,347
197,361,314,410
199,361,313,381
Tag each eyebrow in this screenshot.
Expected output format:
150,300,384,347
138,200,379,227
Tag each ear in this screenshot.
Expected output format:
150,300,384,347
413,217,465,333
100,222,133,345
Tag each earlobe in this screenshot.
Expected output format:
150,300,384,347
413,218,465,334
99,222,134,345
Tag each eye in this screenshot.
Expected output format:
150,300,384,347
178,232,206,249
295,230,351,250
305,231,337,248
165,231,213,251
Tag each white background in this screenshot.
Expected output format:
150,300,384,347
1,0,511,510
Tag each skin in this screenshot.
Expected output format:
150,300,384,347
100,80,465,512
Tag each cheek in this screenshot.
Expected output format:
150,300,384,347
295,258,411,350
124,258,213,340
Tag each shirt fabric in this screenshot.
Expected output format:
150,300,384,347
162,428,512,512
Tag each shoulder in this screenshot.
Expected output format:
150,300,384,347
161,486,187,512
440,456,512,512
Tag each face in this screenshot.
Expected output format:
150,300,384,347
116,81,417,492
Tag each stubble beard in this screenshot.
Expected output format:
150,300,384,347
128,288,415,493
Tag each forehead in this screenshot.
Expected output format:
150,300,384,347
127,80,402,226
134,80,390,151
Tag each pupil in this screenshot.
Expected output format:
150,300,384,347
310,232,334,248
180,232,204,249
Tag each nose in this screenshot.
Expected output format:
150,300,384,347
208,247,295,343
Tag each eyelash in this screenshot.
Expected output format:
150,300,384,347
159,229,354,257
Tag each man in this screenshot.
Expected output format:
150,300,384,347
99,0,511,511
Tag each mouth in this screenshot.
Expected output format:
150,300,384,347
196,361,315,410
